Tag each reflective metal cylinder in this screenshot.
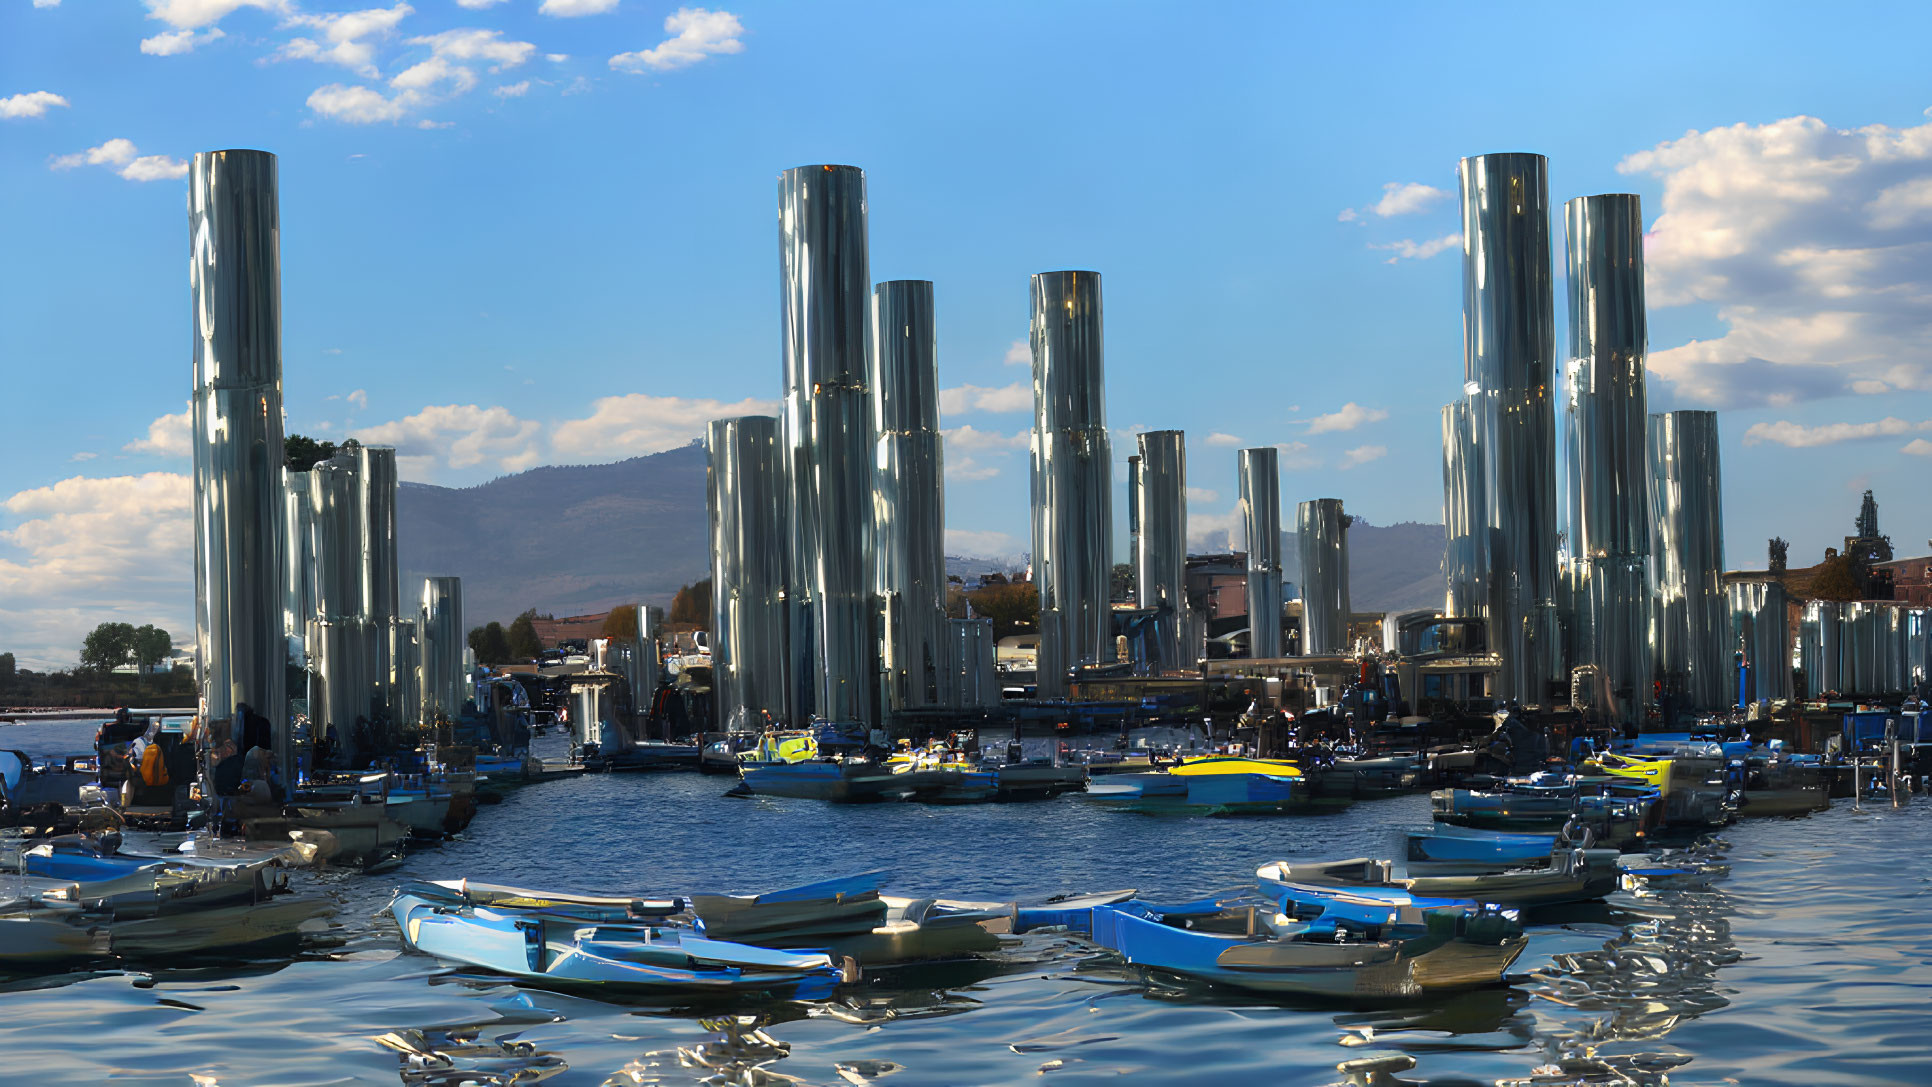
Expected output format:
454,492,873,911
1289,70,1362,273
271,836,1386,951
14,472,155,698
633,605,662,711
572,684,608,749
1461,152,1560,704
1029,270,1113,697
1135,431,1188,671
1440,401,1488,621
1906,608,1929,688
872,280,947,713
1239,447,1283,659
358,445,399,720
948,618,997,709
391,619,419,728
1564,194,1652,721
419,576,465,722
1800,600,1843,696
1647,410,1726,708
1298,499,1351,655
190,148,288,772
707,417,792,730
282,469,315,658
308,618,367,752
779,164,876,724
1727,579,1788,703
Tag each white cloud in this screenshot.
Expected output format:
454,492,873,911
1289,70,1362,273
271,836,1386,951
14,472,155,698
0,472,192,668
1903,438,1932,456
141,27,224,55
1306,402,1388,434
1337,208,1358,223
550,393,777,462
1370,232,1460,263
1002,339,1030,366
1204,432,1243,447
1620,112,1932,406
1186,486,1219,504
50,139,188,182
353,404,544,479
308,83,409,123
124,407,192,457
71,452,97,462
34,0,60,7
1188,505,1239,553
1273,441,1320,470
939,382,1031,415
494,81,530,98
409,26,535,70
346,388,369,410
1,91,71,118
610,7,743,72
546,53,568,62
946,457,1001,482
942,425,1028,452
1741,417,1932,448
278,3,411,77
1370,181,1449,217
144,0,287,30
1340,445,1388,469
945,528,1018,558
542,0,619,13
456,0,507,6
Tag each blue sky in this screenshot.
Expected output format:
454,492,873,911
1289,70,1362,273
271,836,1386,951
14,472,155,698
4,1,1931,666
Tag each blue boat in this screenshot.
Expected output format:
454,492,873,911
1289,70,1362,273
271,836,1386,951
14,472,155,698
691,871,1012,964
1028,891,1524,998
389,879,849,997
1404,825,1564,872
1082,771,1299,815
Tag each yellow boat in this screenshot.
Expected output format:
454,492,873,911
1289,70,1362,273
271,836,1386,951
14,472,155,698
1168,756,1303,779
1586,753,1673,791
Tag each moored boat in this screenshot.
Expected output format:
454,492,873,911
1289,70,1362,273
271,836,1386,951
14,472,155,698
1259,844,1623,909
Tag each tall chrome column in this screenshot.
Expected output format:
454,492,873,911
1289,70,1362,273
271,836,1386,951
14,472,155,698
190,148,289,775
1298,499,1351,655
1727,579,1789,703
1029,270,1113,697
419,576,464,723
391,619,419,732
282,469,315,663
358,445,400,721
871,280,947,712
1800,600,1843,696
308,453,368,746
779,165,876,725
707,417,792,730
1906,608,1929,688
1461,153,1560,704
632,605,662,718
1647,410,1726,709
1238,447,1282,659
1564,194,1653,722
948,618,997,708
1440,400,1489,622
1135,431,1188,671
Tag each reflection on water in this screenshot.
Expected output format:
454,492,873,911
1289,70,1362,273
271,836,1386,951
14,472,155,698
0,722,1927,1085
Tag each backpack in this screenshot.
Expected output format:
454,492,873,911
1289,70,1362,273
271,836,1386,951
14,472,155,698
139,743,170,788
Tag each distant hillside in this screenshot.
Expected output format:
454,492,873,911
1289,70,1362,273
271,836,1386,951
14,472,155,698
399,448,1447,625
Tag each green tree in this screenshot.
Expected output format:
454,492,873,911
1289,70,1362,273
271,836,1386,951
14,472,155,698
966,581,1039,642
669,579,713,628
1768,537,1789,579
601,605,640,641
1110,562,1134,601
1811,553,1862,601
506,609,543,660
468,622,513,664
80,622,137,674
285,433,340,471
131,625,173,679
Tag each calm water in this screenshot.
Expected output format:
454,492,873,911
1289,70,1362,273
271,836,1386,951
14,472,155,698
2,721,1927,1086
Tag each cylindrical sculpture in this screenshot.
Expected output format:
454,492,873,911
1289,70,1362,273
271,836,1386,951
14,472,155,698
1298,499,1351,655
949,618,997,709
282,469,315,660
1800,600,1843,696
358,445,400,721
779,164,876,725
190,148,289,774
1135,431,1188,672
1440,400,1488,623
1906,608,1929,688
1565,194,1653,722
1727,579,1789,704
1239,447,1283,659
1648,410,1726,708
391,619,419,730
707,417,792,730
632,604,662,721
572,684,608,749
420,576,465,723
308,453,371,740
1461,152,1560,705
1029,270,1113,697
872,280,947,713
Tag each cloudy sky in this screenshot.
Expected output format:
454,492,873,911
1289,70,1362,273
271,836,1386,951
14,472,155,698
4,2,1931,668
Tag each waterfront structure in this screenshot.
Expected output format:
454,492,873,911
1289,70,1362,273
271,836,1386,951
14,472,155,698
1453,152,1561,705
872,280,947,712
1649,410,1727,709
358,445,401,722
1029,271,1113,697
1799,601,1843,696
420,576,465,723
1727,579,1789,704
309,453,369,750
946,618,999,709
1298,499,1351,655
1564,194,1653,723
779,165,877,725
282,470,316,665
1238,447,1283,659
707,416,793,731
189,148,289,774
1440,400,1487,623
1136,431,1189,672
